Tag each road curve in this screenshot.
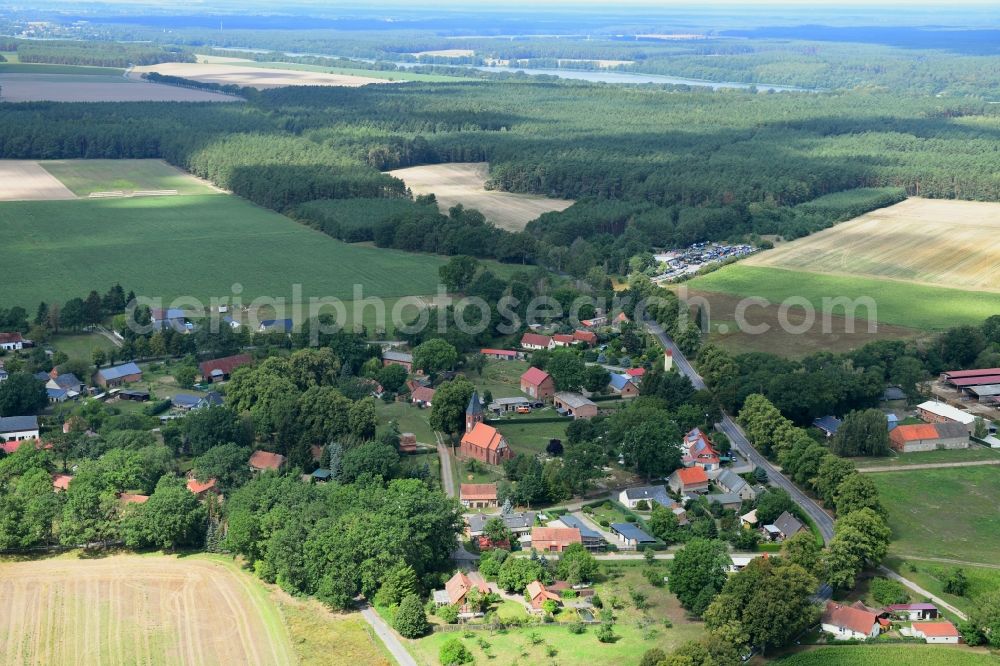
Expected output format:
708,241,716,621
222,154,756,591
644,319,835,543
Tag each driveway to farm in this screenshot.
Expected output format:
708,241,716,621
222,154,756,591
859,460,1000,473
359,602,416,666
877,566,968,621
897,556,1000,570
436,432,456,498
643,318,836,544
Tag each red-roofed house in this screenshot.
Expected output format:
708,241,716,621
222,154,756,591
682,428,721,471
187,477,219,497
52,473,73,492
460,483,498,509
821,601,880,640
481,348,521,361
460,423,513,465
520,367,555,400
0,332,25,351
411,385,436,406
573,330,598,347
668,466,709,494
249,450,286,472
434,571,490,612
530,526,582,552
526,580,561,611
911,622,959,644
580,316,608,328
626,367,646,379
199,353,253,383
552,334,576,347
520,332,554,351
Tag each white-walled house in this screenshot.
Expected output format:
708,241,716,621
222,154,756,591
0,416,40,443
820,602,880,640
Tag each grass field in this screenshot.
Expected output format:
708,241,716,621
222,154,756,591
40,159,218,197
748,198,1000,293
853,446,1000,469
0,553,296,665
495,417,569,456
871,467,1000,565
0,73,239,102
387,163,574,231
49,332,119,364
375,401,437,445
0,194,448,309
687,265,1000,332
883,555,1000,614
775,645,999,665
277,595,392,666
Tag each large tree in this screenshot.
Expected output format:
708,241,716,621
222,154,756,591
545,349,587,392
668,538,730,616
122,475,206,551
0,373,48,416
429,377,475,436
831,409,890,457
412,338,459,374
620,419,681,480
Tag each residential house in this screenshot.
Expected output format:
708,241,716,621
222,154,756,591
626,367,646,381
813,416,842,438
553,392,598,419
580,315,608,328
52,473,73,492
186,477,219,497
552,334,576,347
889,423,969,453
410,385,435,406
249,450,286,473
608,373,640,398
480,348,522,361
682,428,720,471
668,466,709,494
0,332,25,351
739,509,758,529
382,350,413,372
821,601,880,640
95,362,142,388
520,367,555,400
882,386,907,403
610,522,656,550
460,483,499,509
552,514,605,551
526,581,561,611
150,308,187,332
917,400,976,431
714,469,757,501
729,554,756,572
763,511,804,541
47,372,82,397
258,319,293,334
433,572,490,613
619,485,673,509
910,622,959,644
199,354,253,383
520,332,554,351
884,603,939,621
172,394,204,410
573,330,598,347
0,368,8,383
531,526,582,552
466,511,535,540
398,432,417,453
0,415,39,443
47,388,72,403
704,492,742,511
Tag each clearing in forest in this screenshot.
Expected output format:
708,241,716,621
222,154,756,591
746,197,1000,293
387,162,574,231
130,62,397,89
0,554,296,666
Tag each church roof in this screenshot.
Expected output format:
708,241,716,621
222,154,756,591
466,390,483,415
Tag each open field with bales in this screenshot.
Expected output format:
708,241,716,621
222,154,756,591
871,466,1000,565
775,645,1000,665
387,163,574,231
0,194,448,309
131,62,398,88
0,554,296,666
0,73,239,102
687,266,1000,333
39,159,220,197
747,198,1000,293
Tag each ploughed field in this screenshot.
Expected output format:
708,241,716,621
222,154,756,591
0,555,296,666
131,61,397,89
0,159,218,200
0,70,238,103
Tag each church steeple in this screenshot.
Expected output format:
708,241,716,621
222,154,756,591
465,390,484,432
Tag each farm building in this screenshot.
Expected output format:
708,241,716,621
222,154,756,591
410,385,435,406
520,367,555,400
480,348,522,361
610,522,656,550
95,362,142,388
553,392,597,419
119,389,150,402
530,526,582,552
488,396,531,414
0,415,39,443
966,384,1000,404
917,400,976,431
889,423,969,453
608,373,640,397
668,466,709,494
910,622,959,644
821,601,880,640
0,332,26,351
382,350,413,372
941,368,1000,388
460,483,498,509
580,315,608,328
520,332,553,350
199,354,252,383
619,485,672,509
249,450,286,472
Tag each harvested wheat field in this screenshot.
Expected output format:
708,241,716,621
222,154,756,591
387,162,574,231
0,161,77,201
0,554,296,666
0,73,239,103
747,197,1000,292
131,62,395,89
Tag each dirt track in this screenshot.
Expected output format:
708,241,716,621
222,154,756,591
0,161,76,201
0,554,296,665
